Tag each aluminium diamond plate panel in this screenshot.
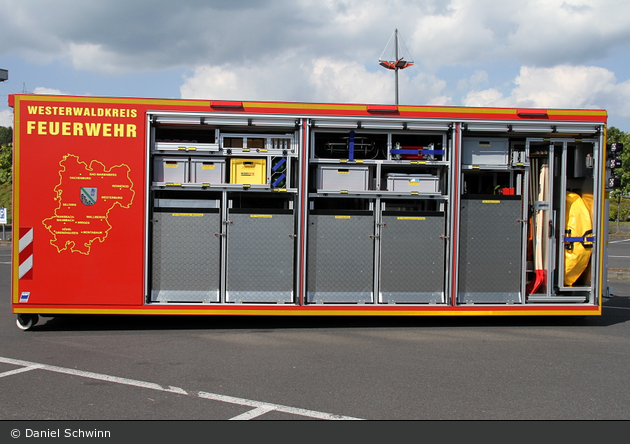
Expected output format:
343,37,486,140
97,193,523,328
226,210,294,303
380,212,445,303
307,211,374,303
458,196,522,304
151,210,221,302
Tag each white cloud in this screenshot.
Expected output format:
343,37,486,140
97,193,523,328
463,88,506,107
462,65,630,119
180,56,392,104
3,0,630,75
505,0,630,66
457,70,490,92
407,72,452,106
0,110,12,127
66,43,122,75
180,57,307,103
181,54,451,106
307,57,392,103
408,0,630,68
32,87,65,95
2,0,630,127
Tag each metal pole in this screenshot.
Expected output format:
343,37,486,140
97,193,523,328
394,29,399,105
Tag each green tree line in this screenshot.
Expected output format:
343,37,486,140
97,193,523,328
607,126,630,231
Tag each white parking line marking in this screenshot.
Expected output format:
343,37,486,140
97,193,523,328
609,238,630,244
0,364,43,378
0,356,362,420
229,406,276,421
605,306,630,310
196,390,357,420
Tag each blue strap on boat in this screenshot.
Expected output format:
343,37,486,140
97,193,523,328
564,233,595,250
564,236,595,243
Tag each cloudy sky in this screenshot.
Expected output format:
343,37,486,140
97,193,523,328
1,0,630,130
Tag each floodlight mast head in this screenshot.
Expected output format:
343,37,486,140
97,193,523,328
0,69,7,83
378,29,414,105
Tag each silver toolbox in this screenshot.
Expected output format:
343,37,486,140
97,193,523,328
315,165,370,191
462,137,509,165
386,173,440,193
153,157,189,184
190,158,226,184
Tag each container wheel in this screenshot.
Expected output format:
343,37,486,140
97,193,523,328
16,314,39,331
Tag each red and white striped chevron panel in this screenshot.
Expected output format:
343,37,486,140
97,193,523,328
19,227,33,280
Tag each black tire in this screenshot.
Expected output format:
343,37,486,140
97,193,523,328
16,314,39,331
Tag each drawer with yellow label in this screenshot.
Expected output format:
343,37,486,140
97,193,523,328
153,157,189,184
386,173,439,193
315,165,370,191
190,158,226,184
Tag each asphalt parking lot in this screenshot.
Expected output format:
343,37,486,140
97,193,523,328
1,240,630,426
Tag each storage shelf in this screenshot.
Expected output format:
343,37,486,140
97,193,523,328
462,164,512,170
152,183,297,193
310,158,448,166
154,142,220,153
309,191,447,199
222,148,296,156
152,149,297,158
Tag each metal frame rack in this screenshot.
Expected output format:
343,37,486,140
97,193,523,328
148,113,301,305
305,121,450,305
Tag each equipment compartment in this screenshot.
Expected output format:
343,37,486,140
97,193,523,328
151,207,221,303
379,208,446,303
190,158,226,184
386,173,440,193
306,207,375,304
462,137,509,166
315,165,370,191
229,158,267,185
153,157,189,184
313,131,386,160
389,133,445,161
154,126,219,153
458,195,523,304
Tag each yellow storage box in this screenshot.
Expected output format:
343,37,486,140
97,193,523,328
230,158,267,185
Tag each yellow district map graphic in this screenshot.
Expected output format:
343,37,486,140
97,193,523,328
42,154,135,254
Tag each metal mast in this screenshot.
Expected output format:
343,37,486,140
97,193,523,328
379,28,414,105
394,29,400,105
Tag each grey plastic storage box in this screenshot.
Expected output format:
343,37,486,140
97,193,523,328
316,165,370,191
190,158,226,184
462,138,509,166
386,173,440,193
154,157,189,184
